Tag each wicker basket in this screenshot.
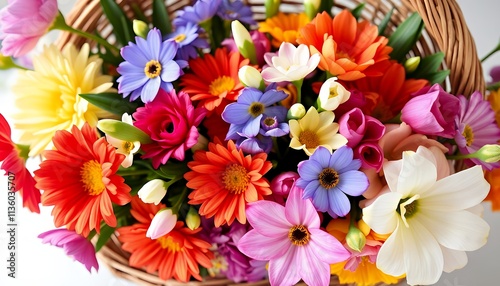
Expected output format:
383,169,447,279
59,0,485,285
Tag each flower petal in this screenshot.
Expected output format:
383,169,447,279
268,246,301,286
396,150,437,197
327,188,350,217
285,186,320,228
441,246,468,273
337,170,369,196
308,229,350,264
238,229,290,261
245,201,290,237
296,245,331,286
362,192,401,234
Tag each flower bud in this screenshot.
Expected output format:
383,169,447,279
304,0,321,20
146,208,177,239
265,0,281,18
133,20,149,38
138,179,168,205
186,207,201,230
287,103,306,120
346,224,366,252
231,20,257,64
475,144,500,163
97,119,152,144
404,56,420,73
239,66,264,89
191,134,209,152
317,77,350,111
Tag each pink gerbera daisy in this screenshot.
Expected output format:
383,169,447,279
237,185,350,285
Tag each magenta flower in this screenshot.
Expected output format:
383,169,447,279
455,91,500,170
401,84,459,138
38,229,98,272
270,171,299,197
338,108,385,148
0,0,58,57
355,141,384,171
133,88,206,168
237,185,350,285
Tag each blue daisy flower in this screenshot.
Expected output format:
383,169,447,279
296,146,369,217
167,22,209,61
217,0,256,26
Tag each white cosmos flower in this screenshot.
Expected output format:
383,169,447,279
362,146,490,285
261,42,320,82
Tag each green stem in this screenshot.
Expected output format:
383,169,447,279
446,153,477,160
292,79,303,103
117,170,151,177
481,39,500,62
171,187,188,215
51,11,119,53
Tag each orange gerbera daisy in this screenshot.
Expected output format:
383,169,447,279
297,10,393,81
185,139,272,227
258,12,310,48
485,168,500,211
35,123,131,237
342,61,429,122
180,48,249,112
117,197,213,282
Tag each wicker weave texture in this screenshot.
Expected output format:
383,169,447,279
63,1,484,285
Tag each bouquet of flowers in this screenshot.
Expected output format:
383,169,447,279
1,0,499,285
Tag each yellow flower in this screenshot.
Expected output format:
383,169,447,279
258,12,309,48
488,88,500,126
12,43,114,156
289,107,347,155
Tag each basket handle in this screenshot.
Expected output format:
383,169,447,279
407,0,485,96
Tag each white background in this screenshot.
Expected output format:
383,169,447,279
0,1,499,286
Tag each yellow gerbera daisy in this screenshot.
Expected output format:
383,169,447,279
258,12,309,48
289,107,347,155
12,43,114,156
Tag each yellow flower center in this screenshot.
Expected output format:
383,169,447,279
319,168,339,189
249,102,265,117
209,76,235,96
463,124,474,146
222,164,249,194
80,160,105,196
336,50,354,62
144,60,162,79
157,236,181,252
288,225,310,246
174,33,186,43
122,141,135,154
329,86,339,99
299,130,320,149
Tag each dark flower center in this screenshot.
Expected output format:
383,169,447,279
263,117,276,127
318,168,339,189
288,225,310,246
249,102,265,117
298,130,320,149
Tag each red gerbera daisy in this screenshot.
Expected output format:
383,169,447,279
0,113,41,213
180,48,249,112
185,139,272,227
35,123,131,237
117,197,213,282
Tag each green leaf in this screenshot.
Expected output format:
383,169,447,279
351,3,365,20
100,0,135,46
152,0,172,34
426,70,450,84
211,15,226,50
95,224,115,252
318,0,333,17
387,12,424,62
97,119,153,144
488,81,500,91
153,162,189,180
410,52,445,78
130,3,148,23
79,93,139,116
378,8,394,36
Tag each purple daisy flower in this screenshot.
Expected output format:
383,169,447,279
38,229,98,272
200,219,267,283
236,135,273,154
454,91,500,170
116,28,187,103
296,146,369,217
217,0,256,26
167,22,209,61
222,87,288,140
173,0,222,26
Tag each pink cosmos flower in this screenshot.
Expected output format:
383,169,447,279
338,108,385,148
0,113,41,213
38,229,99,272
0,0,59,57
133,89,206,169
401,84,459,138
237,185,350,286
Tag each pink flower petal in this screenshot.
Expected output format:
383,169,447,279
268,246,301,286
296,246,331,286
285,186,320,228
308,229,350,264
238,229,291,261
245,201,290,237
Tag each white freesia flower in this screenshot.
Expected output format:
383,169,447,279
146,208,177,239
317,77,350,111
137,179,167,205
362,146,490,285
261,42,320,82
105,113,140,168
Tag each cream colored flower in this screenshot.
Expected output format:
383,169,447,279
12,43,114,156
317,77,350,111
289,107,347,155
105,113,140,168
